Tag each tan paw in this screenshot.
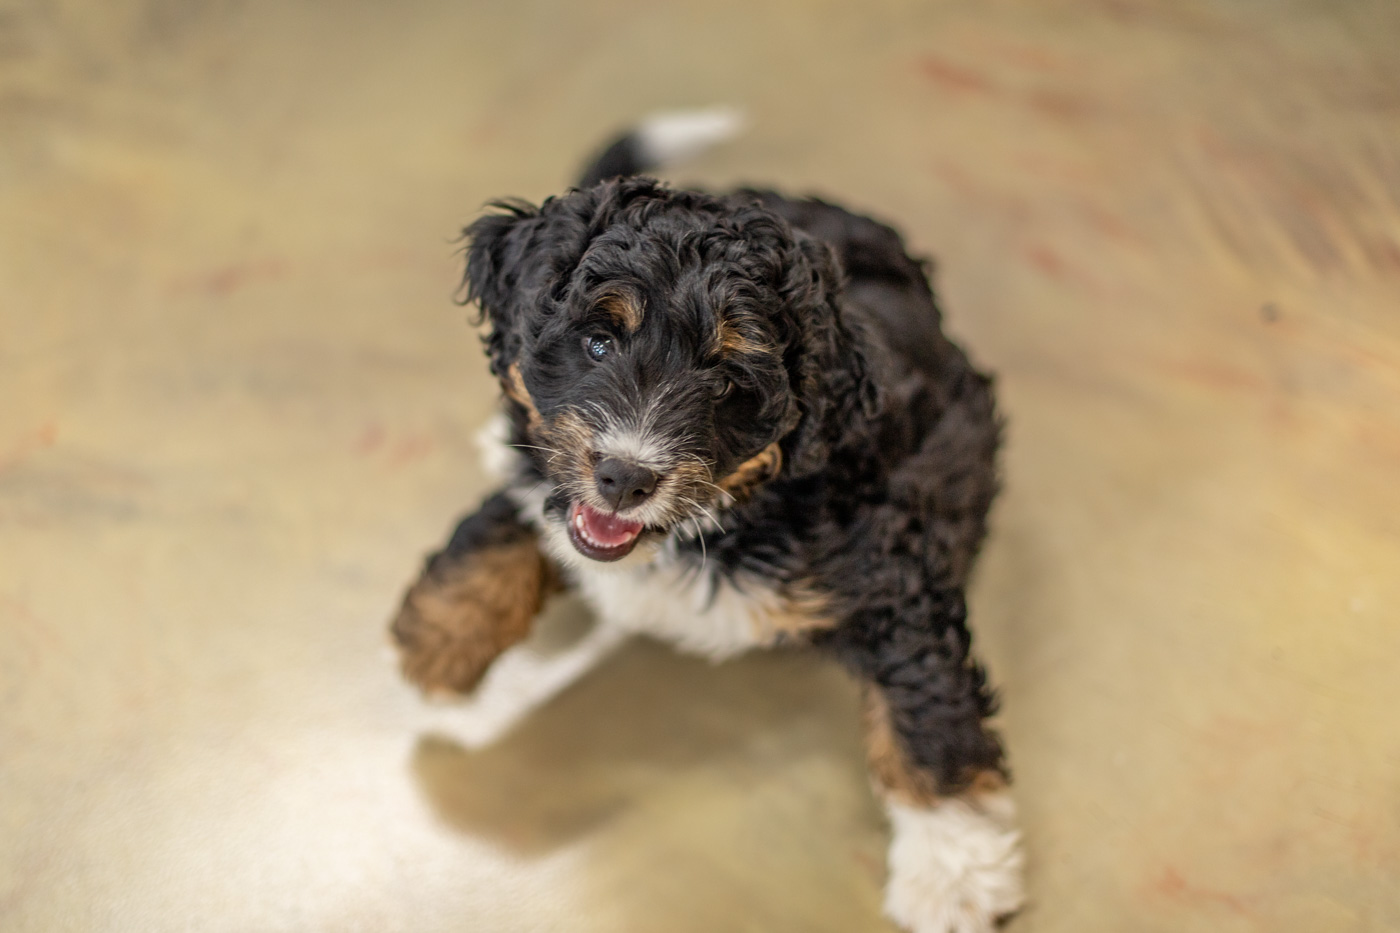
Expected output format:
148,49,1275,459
390,584,504,696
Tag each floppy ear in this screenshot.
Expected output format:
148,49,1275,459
782,235,883,476
461,180,664,377
460,199,543,378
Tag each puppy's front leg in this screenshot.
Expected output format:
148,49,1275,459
391,491,560,696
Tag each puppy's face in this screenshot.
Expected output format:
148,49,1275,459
510,267,792,564
465,180,868,566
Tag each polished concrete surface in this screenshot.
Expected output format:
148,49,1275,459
3,2,1399,930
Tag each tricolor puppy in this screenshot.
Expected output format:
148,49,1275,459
391,110,1024,933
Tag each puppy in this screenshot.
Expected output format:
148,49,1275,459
391,110,1023,933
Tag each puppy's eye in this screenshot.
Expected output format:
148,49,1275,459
714,377,736,401
584,334,614,361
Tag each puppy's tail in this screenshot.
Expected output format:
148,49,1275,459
577,106,744,188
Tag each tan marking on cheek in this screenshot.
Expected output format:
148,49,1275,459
667,458,713,494
540,409,598,488
863,686,1008,807
503,363,542,431
598,291,644,333
717,442,783,500
391,537,560,696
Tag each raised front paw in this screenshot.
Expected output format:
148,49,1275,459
883,793,1024,933
390,539,552,697
391,578,508,696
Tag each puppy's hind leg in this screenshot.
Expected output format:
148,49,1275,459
864,684,1023,933
820,591,1024,933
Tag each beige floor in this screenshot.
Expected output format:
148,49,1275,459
3,1,1399,931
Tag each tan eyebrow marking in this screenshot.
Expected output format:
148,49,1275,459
597,291,644,333
716,317,774,357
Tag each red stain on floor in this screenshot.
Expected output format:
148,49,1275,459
925,157,976,196
1362,237,1400,273
1155,358,1270,394
915,56,996,94
915,51,1102,124
1022,243,1110,294
1081,203,1146,247
386,434,435,467
1353,419,1400,468
1024,87,1101,122
0,422,58,475
354,423,387,455
1150,867,1254,917
1014,152,1098,185
1025,244,1067,279
168,258,291,297
980,38,1079,76
204,258,290,296
354,423,436,468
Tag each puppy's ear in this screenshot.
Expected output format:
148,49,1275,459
461,182,656,376
783,235,883,476
460,200,543,377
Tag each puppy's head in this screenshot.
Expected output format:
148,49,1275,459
464,178,878,567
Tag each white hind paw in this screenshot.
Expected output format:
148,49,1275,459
883,793,1024,933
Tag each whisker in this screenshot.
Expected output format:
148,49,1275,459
690,499,723,531
671,494,724,536
691,516,707,575
693,477,728,498
507,441,571,473
510,446,564,462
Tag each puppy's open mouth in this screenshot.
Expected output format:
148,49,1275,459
568,501,645,562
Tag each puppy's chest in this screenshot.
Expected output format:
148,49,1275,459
571,558,791,661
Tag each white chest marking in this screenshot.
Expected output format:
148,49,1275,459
571,558,786,661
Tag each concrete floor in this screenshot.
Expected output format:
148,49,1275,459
3,1,1399,930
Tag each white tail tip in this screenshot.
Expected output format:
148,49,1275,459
635,106,745,167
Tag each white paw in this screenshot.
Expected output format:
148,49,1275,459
883,793,1024,933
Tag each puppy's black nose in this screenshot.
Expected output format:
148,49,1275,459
594,458,658,511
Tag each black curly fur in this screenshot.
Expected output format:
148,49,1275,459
452,167,1006,795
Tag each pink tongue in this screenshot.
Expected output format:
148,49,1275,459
579,503,643,546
